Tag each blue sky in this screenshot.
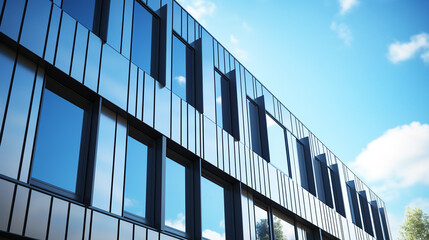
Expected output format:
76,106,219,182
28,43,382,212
177,0,429,239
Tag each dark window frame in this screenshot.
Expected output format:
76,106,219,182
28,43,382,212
29,76,93,202
171,31,196,106
247,96,269,160
122,126,156,225
163,149,195,238
214,69,233,134
131,0,160,78
201,170,236,240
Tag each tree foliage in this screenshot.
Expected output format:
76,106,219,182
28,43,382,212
255,219,288,240
399,207,429,240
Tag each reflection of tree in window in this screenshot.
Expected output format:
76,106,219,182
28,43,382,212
255,205,270,240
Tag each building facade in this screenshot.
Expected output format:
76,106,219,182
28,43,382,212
0,0,391,239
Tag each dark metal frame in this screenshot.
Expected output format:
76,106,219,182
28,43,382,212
29,75,95,203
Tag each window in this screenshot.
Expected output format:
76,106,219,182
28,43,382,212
248,99,262,156
329,164,346,217
172,35,195,104
358,191,374,236
314,156,334,208
62,0,99,31
215,71,233,134
272,211,296,240
31,78,91,200
254,204,270,240
266,114,290,176
123,131,152,222
296,139,316,196
164,151,191,235
131,2,159,77
346,182,362,228
201,176,226,240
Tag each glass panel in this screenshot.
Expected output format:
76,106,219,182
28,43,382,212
124,136,149,219
266,114,289,175
201,177,225,240
62,0,96,31
165,157,186,232
111,117,127,215
32,88,85,193
296,141,309,191
172,1,181,34
254,205,270,240
20,0,51,56
92,107,116,210
201,30,215,121
215,72,223,128
273,212,296,240
171,36,194,104
25,191,51,239
132,2,155,75
121,0,133,58
143,73,155,126
248,100,262,155
106,0,123,50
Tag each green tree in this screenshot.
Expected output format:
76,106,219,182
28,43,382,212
255,219,288,240
399,207,429,240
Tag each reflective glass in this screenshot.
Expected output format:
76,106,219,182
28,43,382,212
296,141,309,191
215,72,223,128
172,35,194,103
248,100,262,156
165,157,186,232
273,213,296,240
254,205,270,240
32,89,85,193
62,0,96,31
124,136,149,219
215,72,232,134
48,198,68,240
266,114,289,176
201,177,225,240
132,2,155,75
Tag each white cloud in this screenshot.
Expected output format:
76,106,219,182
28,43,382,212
387,33,429,64
174,76,186,85
181,0,215,25
242,21,252,32
216,96,222,104
230,34,239,44
330,21,353,46
202,229,225,240
338,0,359,15
350,122,429,193
165,213,186,232
421,49,429,63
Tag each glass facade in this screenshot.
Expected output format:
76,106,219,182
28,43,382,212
0,0,391,239
165,156,187,232
266,113,289,176
131,2,157,76
172,35,194,104
31,85,88,197
124,135,149,220
201,177,226,240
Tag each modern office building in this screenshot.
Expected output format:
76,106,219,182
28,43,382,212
0,0,392,239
